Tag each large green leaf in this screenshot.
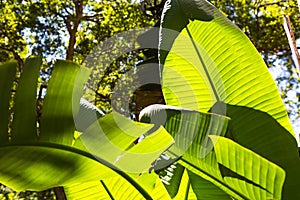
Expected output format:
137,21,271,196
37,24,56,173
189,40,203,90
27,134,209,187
210,135,285,200
173,169,197,200
64,169,172,200
139,104,229,158
11,57,42,141
187,170,231,200
159,0,294,135
0,145,117,191
159,162,227,200
0,59,117,192
140,105,238,198
140,104,287,200
161,165,199,200
78,111,174,173
0,61,16,142
0,59,175,199
158,0,299,199
211,103,300,199
65,181,112,200
65,178,146,200
39,60,91,145
159,163,185,198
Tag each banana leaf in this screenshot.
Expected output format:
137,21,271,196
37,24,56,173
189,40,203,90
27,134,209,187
65,173,171,200
0,58,173,199
158,162,228,200
12,57,42,141
0,61,16,142
140,104,286,199
210,135,285,200
159,0,293,135
158,0,300,199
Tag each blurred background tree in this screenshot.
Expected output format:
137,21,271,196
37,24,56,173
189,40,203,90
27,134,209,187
0,0,299,199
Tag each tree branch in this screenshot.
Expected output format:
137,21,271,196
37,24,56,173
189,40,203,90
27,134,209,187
81,13,103,22
258,2,281,8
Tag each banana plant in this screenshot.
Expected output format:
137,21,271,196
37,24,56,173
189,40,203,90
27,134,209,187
137,0,300,199
1,0,299,199
0,58,237,200
0,57,176,199
139,105,287,200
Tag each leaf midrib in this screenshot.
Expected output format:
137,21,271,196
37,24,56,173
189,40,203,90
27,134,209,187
185,26,220,102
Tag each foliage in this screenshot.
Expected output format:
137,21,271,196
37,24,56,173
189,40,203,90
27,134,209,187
0,184,55,200
1,0,299,122
209,0,300,56
0,58,174,199
0,0,159,114
0,0,300,199
139,1,300,199
0,0,162,198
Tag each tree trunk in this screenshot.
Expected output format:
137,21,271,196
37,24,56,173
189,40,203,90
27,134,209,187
66,30,77,61
65,0,82,61
283,15,300,74
53,187,67,200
